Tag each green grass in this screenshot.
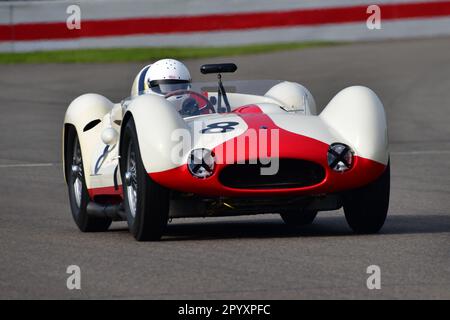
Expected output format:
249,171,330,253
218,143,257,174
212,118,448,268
0,41,341,64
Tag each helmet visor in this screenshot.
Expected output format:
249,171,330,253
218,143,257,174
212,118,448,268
149,79,190,95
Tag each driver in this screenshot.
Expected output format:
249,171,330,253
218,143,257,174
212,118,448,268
131,58,192,96
131,59,195,113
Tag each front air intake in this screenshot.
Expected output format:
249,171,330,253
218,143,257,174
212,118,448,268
219,159,325,189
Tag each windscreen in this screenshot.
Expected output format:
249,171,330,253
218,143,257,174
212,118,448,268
122,80,282,116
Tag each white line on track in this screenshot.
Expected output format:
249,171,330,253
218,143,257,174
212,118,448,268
390,150,450,156
0,163,57,168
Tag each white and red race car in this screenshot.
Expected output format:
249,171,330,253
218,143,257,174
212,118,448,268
63,63,390,241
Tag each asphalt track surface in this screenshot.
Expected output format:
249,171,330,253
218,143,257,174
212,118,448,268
1,38,449,299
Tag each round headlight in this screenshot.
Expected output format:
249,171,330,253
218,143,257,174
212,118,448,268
327,143,353,172
188,148,215,178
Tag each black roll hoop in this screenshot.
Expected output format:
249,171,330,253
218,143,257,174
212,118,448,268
200,63,237,74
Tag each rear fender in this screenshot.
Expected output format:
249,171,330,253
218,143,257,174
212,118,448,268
63,94,113,185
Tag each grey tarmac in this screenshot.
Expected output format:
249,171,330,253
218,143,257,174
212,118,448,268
0,37,449,299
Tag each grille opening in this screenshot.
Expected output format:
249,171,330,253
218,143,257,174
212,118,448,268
219,159,325,189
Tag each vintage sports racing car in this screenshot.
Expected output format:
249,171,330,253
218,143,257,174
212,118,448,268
63,63,389,241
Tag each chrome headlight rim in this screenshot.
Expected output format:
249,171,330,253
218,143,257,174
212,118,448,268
187,148,216,179
327,143,354,172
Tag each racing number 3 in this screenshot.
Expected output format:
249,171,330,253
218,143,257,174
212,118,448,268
201,122,239,134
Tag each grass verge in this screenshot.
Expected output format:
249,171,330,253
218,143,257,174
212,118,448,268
0,41,341,64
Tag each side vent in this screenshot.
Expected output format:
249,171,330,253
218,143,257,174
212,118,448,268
83,119,101,132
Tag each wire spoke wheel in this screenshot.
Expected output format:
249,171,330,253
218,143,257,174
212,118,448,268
66,126,111,232
72,137,84,209
125,141,138,218
120,117,170,241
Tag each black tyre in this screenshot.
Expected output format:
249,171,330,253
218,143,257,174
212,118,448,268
120,117,170,241
343,162,390,234
280,210,318,226
66,126,112,232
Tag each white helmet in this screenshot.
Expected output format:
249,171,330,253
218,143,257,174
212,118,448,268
131,59,191,97
146,59,191,95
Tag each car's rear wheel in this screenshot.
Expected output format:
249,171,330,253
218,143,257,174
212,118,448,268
66,126,112,232
280,210,318,226
121,117,170,241
343,162,390,234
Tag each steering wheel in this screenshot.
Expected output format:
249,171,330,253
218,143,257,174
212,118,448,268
165,90,216,115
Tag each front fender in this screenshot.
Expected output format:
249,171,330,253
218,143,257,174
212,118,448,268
320,86,389,165
124,94,188,174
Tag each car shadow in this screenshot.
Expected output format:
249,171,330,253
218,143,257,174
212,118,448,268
107,214,450,241
152,213,450,241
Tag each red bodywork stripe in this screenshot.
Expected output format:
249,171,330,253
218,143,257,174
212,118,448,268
1,1,450,41
88,185,123,200
149,106,386,197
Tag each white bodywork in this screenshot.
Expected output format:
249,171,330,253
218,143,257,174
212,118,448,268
63,82,388,191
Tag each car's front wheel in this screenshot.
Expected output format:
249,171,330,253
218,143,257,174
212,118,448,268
121,118,170,241
66,126,112,232
343,162,390,234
